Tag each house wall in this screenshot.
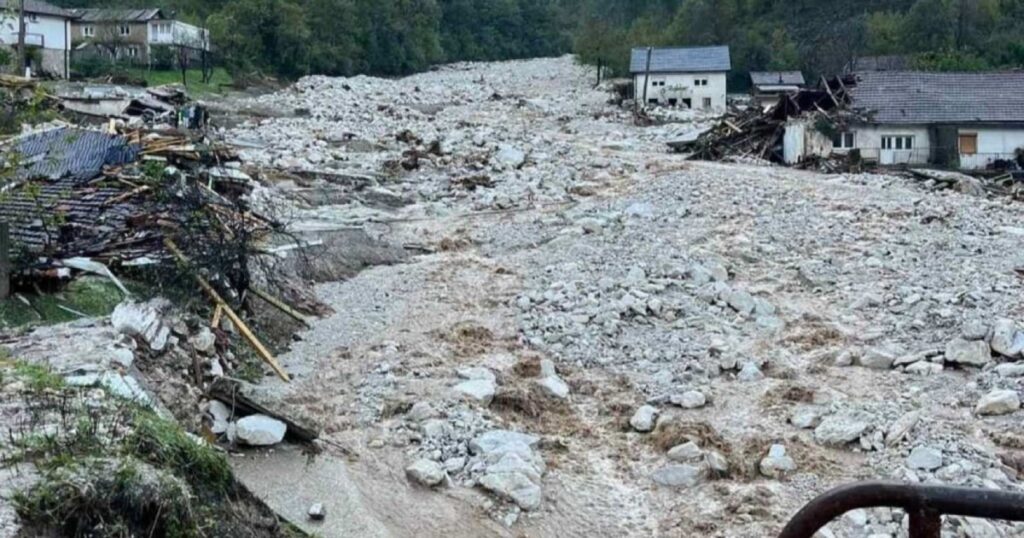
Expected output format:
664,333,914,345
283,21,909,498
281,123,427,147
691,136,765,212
840,124,933,166
782,119,834,165
0,13,70,77
633,72,727,111
73,21,151,62
958,127,1024,170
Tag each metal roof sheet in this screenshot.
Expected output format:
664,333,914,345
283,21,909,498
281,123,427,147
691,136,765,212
629,46,731,74
849,71,1024,125
6,127,139,183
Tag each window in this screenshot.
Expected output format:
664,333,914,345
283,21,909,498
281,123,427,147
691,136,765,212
648,98,659,105
881,135,913,150
28,14,38,23
126,46,138,58
119,25,131,36
668,98,678,106
833,132,855,149
651,78,666,87
83,25,95,37
697,79,709,86
959,133,978,155
702,97,712,109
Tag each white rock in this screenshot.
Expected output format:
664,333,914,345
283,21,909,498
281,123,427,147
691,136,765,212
814,411,871,446
651,464,706,488
109,347,135,369
975,390,1020,416
479,469,542,510
907,446,943,471
790,406,822,429
470,430,540,455
406,458,446,487
494,145,526,169
858,348,895,369
207,400,232,434
453,379,496,405
737,362,764,382
945,338,992,367
307,502,326,521
666,442,703,462
407,401,438,421
630,405,658,432
995,363,1024,378
190,328,217,354
235,415,287,446
536,375,570,399
456,367,496,383
905,362,943,376
989,319,1021,358
705,450,729,475
671,390,707,409
759,444,796,478
725,289,756,316
111,300,172,352
885,411,921,446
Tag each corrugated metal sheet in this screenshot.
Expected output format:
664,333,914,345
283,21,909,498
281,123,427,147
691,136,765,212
9,127,140,183
629,46,731,74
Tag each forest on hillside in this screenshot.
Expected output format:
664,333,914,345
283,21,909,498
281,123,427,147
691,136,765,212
51,0,1024,83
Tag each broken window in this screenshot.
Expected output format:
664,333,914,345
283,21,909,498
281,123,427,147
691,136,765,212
668,98,678,106
833,132,855,149
959,133,978,155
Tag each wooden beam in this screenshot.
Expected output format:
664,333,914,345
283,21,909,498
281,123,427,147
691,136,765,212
164,238,290,382
249,287,312,327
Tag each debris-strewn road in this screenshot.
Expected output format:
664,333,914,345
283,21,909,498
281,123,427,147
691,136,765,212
223,56,1024,537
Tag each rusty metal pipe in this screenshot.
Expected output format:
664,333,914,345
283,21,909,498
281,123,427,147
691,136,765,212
779,482,1024,538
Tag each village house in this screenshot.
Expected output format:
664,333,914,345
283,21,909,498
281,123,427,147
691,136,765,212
630,46,730,111
0,0,73,78
68,8,209,65
828,71,1024,170
750,71,804,110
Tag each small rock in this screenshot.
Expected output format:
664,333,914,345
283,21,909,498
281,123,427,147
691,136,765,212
190,327,217,354
494,145,526,169
989,319,1021,358
536,375,570,399
975,390,1020,416
759,444,797,479
814,411,871,447
234,415,287,446
457,367,496,383
671,390,707,409
858,348,895,370
207,400,232,434
790,406,822,429
630,405,658,432
961,320,990,341
307,502,326,521
705,450,729,476
885,411,921,446
666,442,703,462
407,401,437,422
725,290,756,316
995,363,1024,378
406,458,446,487
945,338,992,367
907,446,943,471
905,362,943,376
737,362,764,382
651,464,706,488
453,379,496,405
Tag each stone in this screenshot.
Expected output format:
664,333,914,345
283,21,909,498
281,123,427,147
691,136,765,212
307,502,326,521
421,419,452,440
494,145,526,169
945,338,992,367
536,375,570,399
456,367,496,383
737,362,764,382
407,401,438,421
790,406,822,429
814,411,871,446
109,347,135,369
630,405,658,432
989,319,1022,358
453,379,496,405
905,362,943,376
479,469,542,510
234,415,287,446
858,348,895,370
406,458,446,487
705,451,729,476
207,400,232,434
885,411,921,446
975,390,1020,416
995,363,1024,378
671,390,707,409
651,464,706,488
470,430,540,455
725,289,756,316
962,320,990,341
666,442,703,462
190,328,217,354
759,444,797,478
907,446,943,471
111,300,172,352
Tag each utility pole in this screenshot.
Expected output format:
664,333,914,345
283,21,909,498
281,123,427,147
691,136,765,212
17,0,27,77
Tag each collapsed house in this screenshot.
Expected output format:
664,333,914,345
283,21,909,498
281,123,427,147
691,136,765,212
679,71,1024,173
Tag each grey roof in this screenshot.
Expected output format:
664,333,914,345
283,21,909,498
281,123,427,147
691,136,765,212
629,46,731,74
69,8,166,22
750,71,805,86
0,0,72,17
849,71,1024,125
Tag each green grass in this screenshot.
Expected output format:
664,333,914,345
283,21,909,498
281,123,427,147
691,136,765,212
0,277,129,330
143,68,234,95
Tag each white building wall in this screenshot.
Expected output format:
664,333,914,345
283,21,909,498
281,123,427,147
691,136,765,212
959,127,1024,170
782,119,833,165
843,124,932,165
633,71,727,112
0,13,69,50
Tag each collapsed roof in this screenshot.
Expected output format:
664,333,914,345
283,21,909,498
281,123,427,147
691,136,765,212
629,46,732,74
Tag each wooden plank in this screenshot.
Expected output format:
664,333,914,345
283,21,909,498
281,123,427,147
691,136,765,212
249,287,312,327
165,239,290,382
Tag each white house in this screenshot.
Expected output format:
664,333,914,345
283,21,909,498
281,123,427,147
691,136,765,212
630,46,730,112
826,71,1024,170
0,0,72,78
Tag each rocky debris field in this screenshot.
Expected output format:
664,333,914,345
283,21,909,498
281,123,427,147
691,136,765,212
216,56,1024,537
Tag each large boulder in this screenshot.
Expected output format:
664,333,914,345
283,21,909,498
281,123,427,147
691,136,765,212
234,415,287,446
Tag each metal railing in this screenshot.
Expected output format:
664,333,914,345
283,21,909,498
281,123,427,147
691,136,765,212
779,482,1024,538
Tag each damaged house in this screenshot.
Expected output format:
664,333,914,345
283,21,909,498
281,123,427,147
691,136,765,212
630,46,730,111
750,71,805,110
812,71,1024,170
